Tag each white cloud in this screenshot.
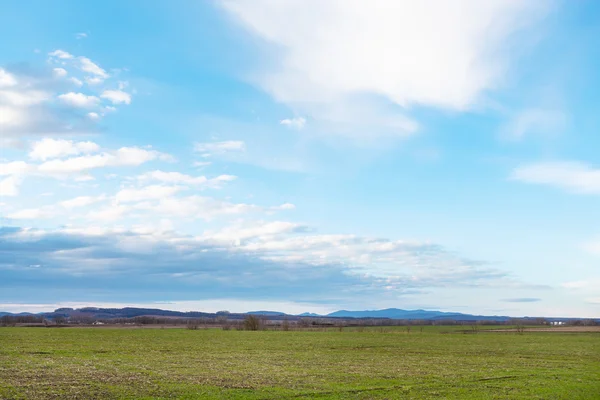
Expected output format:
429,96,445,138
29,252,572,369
52,68,68,78
205,220,307,243
57,92,100,108
87,112,100,121
101,90,132,105
48,49,74,59
0,68,18,87
0,137,23,149
78,57,109,79
75,32,88,39
221,0,550,133
137,170,236,187
116,185,184,203
87,204,129,221
0,106,25,127
85,76,104,86
60,195,106,208
0,89,49,106
194,140,245,154
37,146,170,175
7,207,54,219
562,278,600,290
139,195,263,220
280,117,306,130
116,147,172,164
69,77,83,87
0,176,21,196
0,161,31,176
511,162,600,194
276,203,295,210
582,239,600,256
29,138,100,161
501,108,567,140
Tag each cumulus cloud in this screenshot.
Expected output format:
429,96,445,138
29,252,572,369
0,142,172,199
60,195,106,209
0,226,510,304
194,140,245,155
115,185,184,203
204,220,309,243
137,170,236,187
85,77,104,86
0,161,31,176
52,68,68,78
101,90,132,105
221,0,551,135
69,77,83,87
58,92,100,108
0,89,50,107
511,161,600,194
7,207,55,219
2,52,128,139
280,117,306,130
37,147,170,175
78,57,109,79
48,49,74,59
135,195,265,220
0,68,18,87
29,138,100,161
0,176,21,197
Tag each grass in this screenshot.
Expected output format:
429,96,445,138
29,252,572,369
0,327,598,399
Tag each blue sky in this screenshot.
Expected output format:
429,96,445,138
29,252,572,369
1,0,599,317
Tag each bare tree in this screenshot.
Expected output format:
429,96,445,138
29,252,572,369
244,315,262,331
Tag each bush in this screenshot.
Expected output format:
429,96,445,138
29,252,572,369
244,315,262,331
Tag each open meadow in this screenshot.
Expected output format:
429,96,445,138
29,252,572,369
0,326,598,399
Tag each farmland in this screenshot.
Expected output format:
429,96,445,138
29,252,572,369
0,327,598,399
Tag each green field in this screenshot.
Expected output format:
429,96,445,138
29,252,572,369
0,327,598,399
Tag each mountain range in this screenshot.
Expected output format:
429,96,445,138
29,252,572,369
1,307,590,322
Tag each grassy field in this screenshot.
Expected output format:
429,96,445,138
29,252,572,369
0,327,598,399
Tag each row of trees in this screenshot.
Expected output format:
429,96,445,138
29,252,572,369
2,313,597,328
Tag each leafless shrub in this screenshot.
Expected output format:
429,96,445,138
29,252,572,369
186,321,199,330
282,318,290,331
244,315,262,331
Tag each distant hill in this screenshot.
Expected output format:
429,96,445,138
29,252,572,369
247,311,287,316
1,306,594,323
325,308,510,321
0,312,35,317
298,312,321,317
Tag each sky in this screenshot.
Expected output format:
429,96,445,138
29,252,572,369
1,0,599,317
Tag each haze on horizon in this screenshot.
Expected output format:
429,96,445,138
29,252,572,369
1,0,599,318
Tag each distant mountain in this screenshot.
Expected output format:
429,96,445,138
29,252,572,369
326,308,511,321
247,311,288,316
0,312,35,317
1,306,592,323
